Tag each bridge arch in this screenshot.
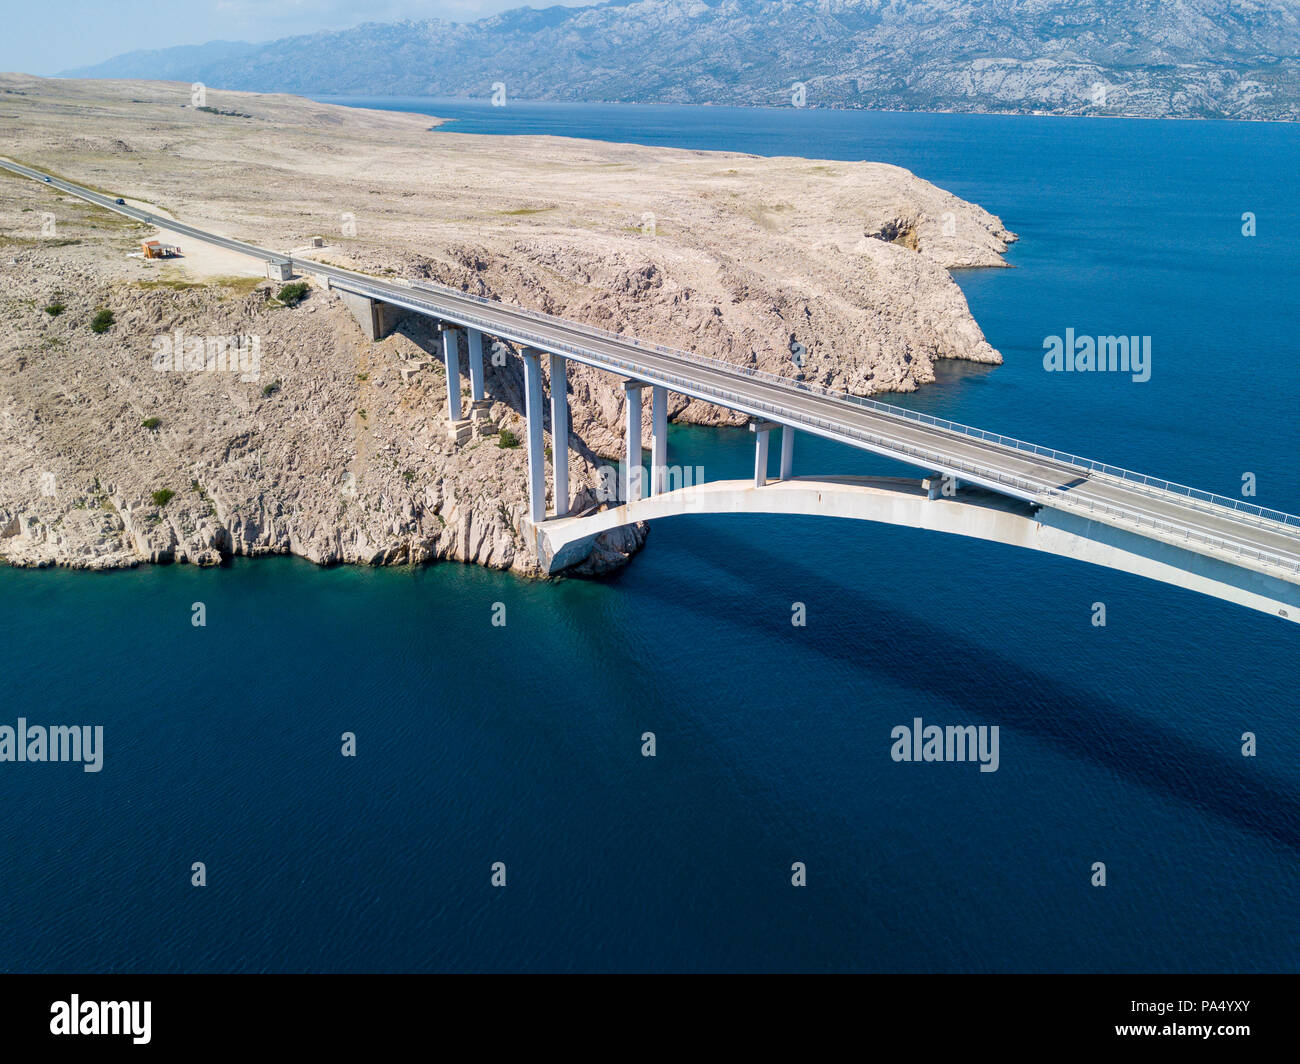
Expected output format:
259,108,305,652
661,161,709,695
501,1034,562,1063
536,476,1300,624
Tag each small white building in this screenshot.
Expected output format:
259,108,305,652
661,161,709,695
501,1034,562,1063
267,259,292,281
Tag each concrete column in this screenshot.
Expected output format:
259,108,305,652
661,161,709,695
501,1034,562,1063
924,473,957,500
623,380,644,503
549,353,570,517
750,421,772,487
522,349,547,524
467,328,486,401
780,426,795,481
651,385,668,496
440,325,462,421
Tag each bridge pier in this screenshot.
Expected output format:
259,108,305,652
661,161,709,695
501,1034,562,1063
439,324,463,422
623,380,644,503
550,354,570,516
521,349,547,524
780,426,795,481
467,328,486,402
651,385,668,495
750,420,778,487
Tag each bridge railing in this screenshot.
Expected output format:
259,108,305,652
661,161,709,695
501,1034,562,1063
395,277,1300,538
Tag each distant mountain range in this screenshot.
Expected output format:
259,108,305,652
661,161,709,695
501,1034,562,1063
62,0,1300,120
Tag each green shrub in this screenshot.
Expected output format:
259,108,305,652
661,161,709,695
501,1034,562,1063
44,301,64,316
276,281,309,306
89,309,114,333
141,417,161,430
261,379,281,397
195,106,252,119
150,488,174,507
498,428,521,449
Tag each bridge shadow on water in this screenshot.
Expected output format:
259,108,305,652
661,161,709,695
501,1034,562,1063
616,519,1300,855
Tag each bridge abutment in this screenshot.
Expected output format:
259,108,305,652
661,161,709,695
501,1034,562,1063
337,288,400,341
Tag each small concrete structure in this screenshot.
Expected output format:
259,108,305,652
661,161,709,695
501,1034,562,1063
309,236,324,248
470,399,497,437
267,258,292,282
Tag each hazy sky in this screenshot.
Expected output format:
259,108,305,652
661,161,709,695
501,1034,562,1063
4,0,601,76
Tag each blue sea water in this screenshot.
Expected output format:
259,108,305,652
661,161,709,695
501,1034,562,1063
2,101,1298,972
